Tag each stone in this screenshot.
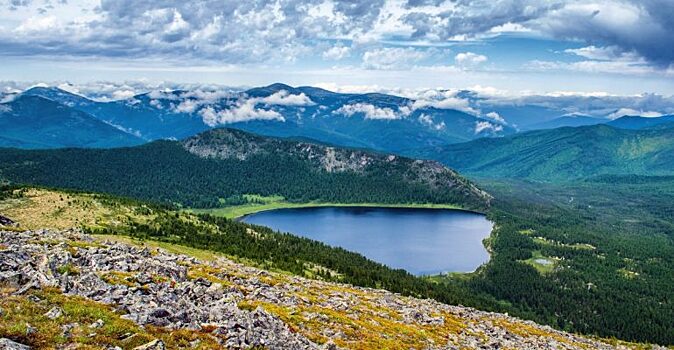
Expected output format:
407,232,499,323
89,319,104,329
44,306,63,320
0,338,31,350
132,339,165,350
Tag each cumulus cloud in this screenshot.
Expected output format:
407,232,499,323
258,90,315,106
475,121,503,134
199,102,284,126
1,0,673,71
484,111,506,124
410,89,479,115
323,43,351,60
334,103,402,120
455,52,488,66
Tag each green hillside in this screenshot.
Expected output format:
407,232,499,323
417,124,674,181
0,128,490,210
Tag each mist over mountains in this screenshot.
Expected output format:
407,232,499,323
2,82,674,152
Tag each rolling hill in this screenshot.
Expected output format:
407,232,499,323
0,95,144,149
0,128,491,210
416,124,674,181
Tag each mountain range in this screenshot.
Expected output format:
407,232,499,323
2,84,514,152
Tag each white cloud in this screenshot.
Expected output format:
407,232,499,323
526,59,656,76
362,47,428,70
334,103,401,120
484,111,506,124
258,90,315,106
418,113,446,130
455,52,488,66
564,45,640,62
323,43,351,60
475,121,503,134
199,102,284,126
608,108,663,119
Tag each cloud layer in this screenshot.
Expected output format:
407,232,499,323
1,0,672,70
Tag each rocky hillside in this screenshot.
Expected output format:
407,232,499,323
0,229,659,350
182,128,491,201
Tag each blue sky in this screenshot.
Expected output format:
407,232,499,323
1,0,673,95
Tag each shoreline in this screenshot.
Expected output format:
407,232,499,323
188,201,485,220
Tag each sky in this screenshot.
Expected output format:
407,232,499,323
1,0,674,96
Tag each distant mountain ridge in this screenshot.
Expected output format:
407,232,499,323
527,115,607,130
416,124,674,181
0,128,491,210
11,84,514,152
606,115,674,130
0,94,144,149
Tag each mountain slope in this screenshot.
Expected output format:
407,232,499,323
0,95,144,149
607,115,674,130
1,228,655,350
0,128,491,209
0,188,661,349
418,124,674,181
527,115,607,130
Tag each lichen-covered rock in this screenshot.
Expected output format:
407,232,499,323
0,338,31,350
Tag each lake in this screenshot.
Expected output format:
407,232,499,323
241,206,493,275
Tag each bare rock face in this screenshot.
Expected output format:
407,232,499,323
0,229,662,350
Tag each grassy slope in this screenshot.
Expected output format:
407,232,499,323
0,192,660,349
188,194,465,219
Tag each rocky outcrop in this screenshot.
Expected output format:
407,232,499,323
181,128,492,206
0,215,15,227
0,229,662,349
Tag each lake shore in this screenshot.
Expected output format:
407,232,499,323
188,200,483,219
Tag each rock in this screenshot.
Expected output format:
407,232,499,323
0,338,31,350
44,306,63,320
25,324,36,336
0,271,22,287
0,215,15,226
1,229,660,350
89,319,104,329
61,323,78,338
133,339,165,350
149,308,171,318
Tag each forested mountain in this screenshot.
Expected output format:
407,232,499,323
526,115,607,130
415,124,674,181
607,115,674,130
0,95,144,149
17,84,513,152
0,128,491,210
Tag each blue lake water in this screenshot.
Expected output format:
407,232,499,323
242,207,493,275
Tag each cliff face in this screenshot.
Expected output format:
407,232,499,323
0,229,656,350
